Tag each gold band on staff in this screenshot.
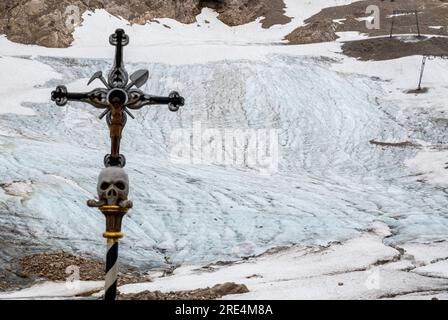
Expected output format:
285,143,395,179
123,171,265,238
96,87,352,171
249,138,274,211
99,205,128,240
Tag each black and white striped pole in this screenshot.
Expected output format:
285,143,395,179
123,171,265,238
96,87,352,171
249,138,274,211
105,239,119,300
101,204,128,300
50,29,185,300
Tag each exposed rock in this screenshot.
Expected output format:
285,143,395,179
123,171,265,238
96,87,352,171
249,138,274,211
285,0,448,45
0,0,201,48
369,139,420,148
341,36,448,61
18,251,105,281
285,19,338,45
0,0,291,48
16,251,149,286
119,282,249,300
206,0,291,28
0,280,14,291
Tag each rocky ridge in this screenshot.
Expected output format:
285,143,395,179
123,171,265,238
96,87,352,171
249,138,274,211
0,0,290,47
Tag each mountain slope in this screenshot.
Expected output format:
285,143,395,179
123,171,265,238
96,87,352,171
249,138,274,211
1,2,448,294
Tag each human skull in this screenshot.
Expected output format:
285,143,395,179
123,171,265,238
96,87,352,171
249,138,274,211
97,167,129,205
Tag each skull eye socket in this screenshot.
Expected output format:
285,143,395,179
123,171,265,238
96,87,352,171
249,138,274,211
115,181,126,190
100,182,110,190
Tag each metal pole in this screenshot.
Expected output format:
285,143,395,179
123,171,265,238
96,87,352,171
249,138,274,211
415,10,420,37
417,56,427,91
390,11,395,38
105,239,119,300
100,204,128,301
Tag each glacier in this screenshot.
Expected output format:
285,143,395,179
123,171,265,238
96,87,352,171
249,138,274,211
1,53,448,273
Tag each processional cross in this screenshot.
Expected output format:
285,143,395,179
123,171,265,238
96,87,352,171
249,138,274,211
50,29,185,300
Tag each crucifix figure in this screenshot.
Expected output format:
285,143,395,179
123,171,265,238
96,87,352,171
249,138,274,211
51,28,185,167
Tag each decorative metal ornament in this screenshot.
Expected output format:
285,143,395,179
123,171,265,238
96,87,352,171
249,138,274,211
87,167,133,209
51,28,185,168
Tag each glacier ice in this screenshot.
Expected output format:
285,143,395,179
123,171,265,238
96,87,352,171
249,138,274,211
0,54,447,271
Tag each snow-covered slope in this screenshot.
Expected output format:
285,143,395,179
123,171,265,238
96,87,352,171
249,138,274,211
116,223,448,300
0,3,447,283
2,223,447,299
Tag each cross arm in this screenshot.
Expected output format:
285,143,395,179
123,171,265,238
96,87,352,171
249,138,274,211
108,29,129,88
51,85,109,109
126,90,185,112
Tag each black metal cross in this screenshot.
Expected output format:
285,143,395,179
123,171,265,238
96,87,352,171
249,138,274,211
51,29,185,167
